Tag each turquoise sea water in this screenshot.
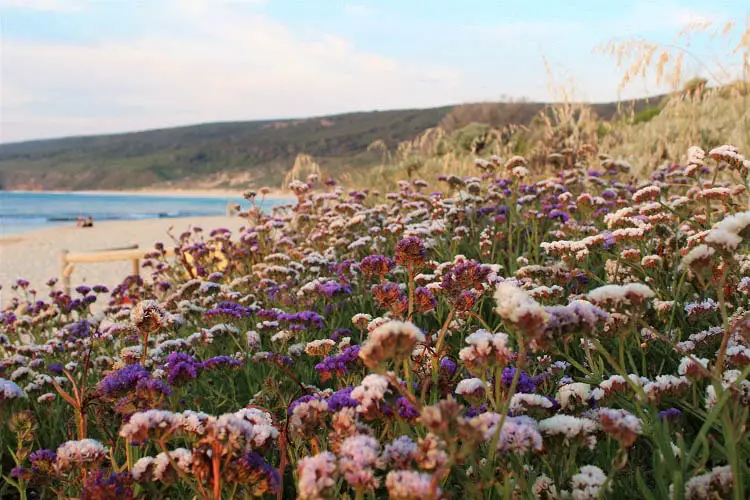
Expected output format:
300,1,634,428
0,191,289,236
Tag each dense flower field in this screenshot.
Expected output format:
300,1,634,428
1,144,749,499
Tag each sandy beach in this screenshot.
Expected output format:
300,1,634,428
0,216,248,304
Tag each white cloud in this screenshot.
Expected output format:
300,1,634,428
0,0,87,11
1,7,464,142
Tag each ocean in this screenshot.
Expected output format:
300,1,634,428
0,191,290,236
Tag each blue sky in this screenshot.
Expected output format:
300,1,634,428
1,0,748,142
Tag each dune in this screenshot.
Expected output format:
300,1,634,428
0,216,248,304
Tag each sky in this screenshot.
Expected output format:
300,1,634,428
1,0,748,143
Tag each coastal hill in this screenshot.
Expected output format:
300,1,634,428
0,99,657,191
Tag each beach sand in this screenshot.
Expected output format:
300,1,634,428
0,216,248,304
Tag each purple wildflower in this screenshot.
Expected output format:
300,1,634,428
201,355,243,371
205,301,251,319
97,364,150,398
439,357,457,377
466,404,488,417
288,394,321,415
329,328,351,342
315,345,360,380
396,396,419,419
501,368,536,393
658,408,682,422
164,352,201,385
327,387,359,412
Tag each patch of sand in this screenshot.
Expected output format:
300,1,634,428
0,216,248,304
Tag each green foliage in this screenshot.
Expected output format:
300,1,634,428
632,106,663,124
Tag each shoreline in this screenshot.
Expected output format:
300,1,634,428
0,215,250,304
0,214,238,245
1,188,292,200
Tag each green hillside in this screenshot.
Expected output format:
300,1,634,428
0,99,655,191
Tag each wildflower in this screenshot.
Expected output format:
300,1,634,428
289,397,329,437
571,465,610,500
598,408,641,446
359,255,395,278
657,408,681,422
352,313,372,330
29,449,57,474
414,287,438,312
359,321,425,369
509,393,556,416
501,367,537,393
493,282,548,345
316,346,361,382
130,300,166,334
704,210,750,250
0,378,27,403
119,409,180,444
677,357,710,378
297,452,338,500
201,355,243,371
643,375,691,403
557,383,592,411
339,434,381,491
225,452,280,495
305,339,336,357
588,283,654,307
455,378,486,401
97,363,151,398
379,435,417,469
56,439,109,471
539,415,597,444
467,412,543,454
385,470,441,500
676,464,733,500
351,374,390,417
395,236,426,268
459,329,511,375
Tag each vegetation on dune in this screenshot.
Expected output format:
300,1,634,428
0,99,661,192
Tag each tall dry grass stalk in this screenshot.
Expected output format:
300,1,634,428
595,16,750,175
282,153,322,188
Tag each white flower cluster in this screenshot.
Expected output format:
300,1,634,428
539,415,598,444
704,210,750,250
385,470,441,499
0,378,27,402
297,452,338,500
339,434,381,490
681,244,715,270
509,393,555,415
359,321,425,369
493,282,548,326
378,435,417,469
571,465,610,500
351,374,390,414
56,439,108,470
132,448,192,482
642,375,691,402
455,378,486,398
677,464,733,500
677,356,710,378
556,382,592,411
588,283,654,307
459,329,510,374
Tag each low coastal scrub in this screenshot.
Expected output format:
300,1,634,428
1,144,750,499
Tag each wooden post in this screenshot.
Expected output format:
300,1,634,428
132,258,140,277
61,249,70,296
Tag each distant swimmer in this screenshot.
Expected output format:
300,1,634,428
82,216,94,228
